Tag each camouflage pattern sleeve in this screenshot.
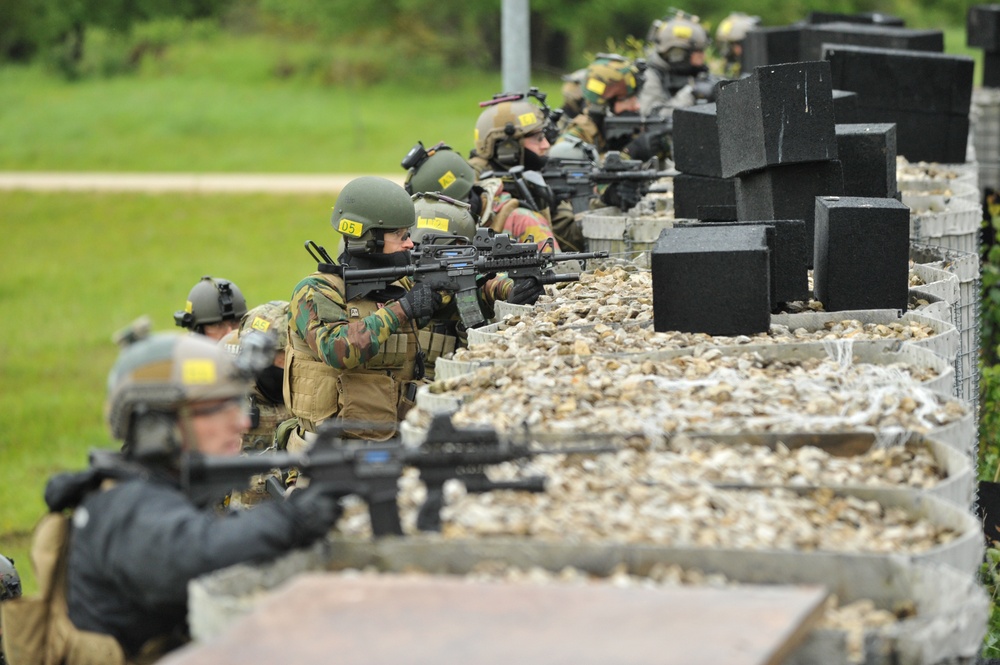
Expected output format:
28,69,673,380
503,207,562,252
480,274,514,307
289,276,407,370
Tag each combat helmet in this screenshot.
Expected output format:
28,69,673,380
174,276,248,332
410,192,478,247
548,135,599,164
238,300,289,351
474,98,547,168
0,554,21,601
650,13,709,73
105,332,251,460
581,54,640,111
715,12,761,61
403,142,477,201
332,176,416,256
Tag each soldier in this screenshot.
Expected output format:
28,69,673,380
714,12,761,78
404,140,568,251
220,300,292,452
556,54,667,164
285,176,449,449
3,333,343,663
468,95,584,251
639,12,711,118
173,275,248,341
0,554,20,665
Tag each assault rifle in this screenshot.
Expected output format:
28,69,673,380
480,165,551,213
543,151,673,213
542,158,599,215
602,114,673,155
176,413,615,537
311,235,608,329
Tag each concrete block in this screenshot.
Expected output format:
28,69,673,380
691,219,809,305
801,23,943,61
832,89,859,124
673,173,738,220
848,106,969,164
824,44,974,115
813,196,910,311
742,26,804,70
736,160,845,260
835,123,897,198
696,205,738,222
718,61,837,178
672,103,723,178
968,6,1000,51
985,51,1000,88
808,11,905,26
651,225,771,335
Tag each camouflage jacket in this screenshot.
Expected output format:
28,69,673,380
478,180,562,252
558,113,607,155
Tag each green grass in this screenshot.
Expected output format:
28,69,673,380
0,190,339,593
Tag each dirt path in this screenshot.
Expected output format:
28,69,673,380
0,172,404,193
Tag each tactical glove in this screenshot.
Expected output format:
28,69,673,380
285,484,343,543
506,278,546,306
623,131,666,163
398,283,444,325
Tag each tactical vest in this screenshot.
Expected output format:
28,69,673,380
0,511,127,665
243,386,291,451
284,271,455,440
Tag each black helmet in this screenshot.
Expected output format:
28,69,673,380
173,276,248,332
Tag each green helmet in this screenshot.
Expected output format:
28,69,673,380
474,99,546,167
174,276,248,331
405,146,477,201
237,300,289,350
410,192,478,246
549,135,599,163
332,176,415,255
582,54,640,109
106,332,250,458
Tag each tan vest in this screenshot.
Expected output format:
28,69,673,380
1,512,127,665
285,271,455,440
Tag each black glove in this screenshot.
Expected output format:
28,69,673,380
284,484,343,544
398,283,444,324
506,278,546,305
623,130,667,163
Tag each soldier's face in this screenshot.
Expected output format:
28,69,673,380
522,131,550,157
382,227,414,254
613,96,640,114
202,320,239,341
188,397,251,456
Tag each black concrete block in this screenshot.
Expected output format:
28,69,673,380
735,160,845,261
824,44,974,116
809,11,905,26
697,205,738,221
835,123,897,198
742,26,804,70
813,196,910,311
801,23,943,61
848,106,969,163
673,173,738,219
968,6,1000,50
832,89,859,124
672,103,723,178
985,51,1000,88
718,61,837,178
651,225,771,335
689,219,809,304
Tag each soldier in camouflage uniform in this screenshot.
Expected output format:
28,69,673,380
285,177,451,449
469,98,587,252
173,275,248,341
0,553,21,665
405,140,570,251
713,12,761,78
556,54,666,164
639,12,711,118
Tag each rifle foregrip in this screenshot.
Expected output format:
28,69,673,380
539,273,580,285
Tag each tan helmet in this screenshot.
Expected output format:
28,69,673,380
581,54,640,110
332,176,416,255
474,99,546,167
651,14,709,66
410,192,478,246
106,332,250,458
404,144,477,201
174,276,248,332
715,12,761,60
238,300,289,350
